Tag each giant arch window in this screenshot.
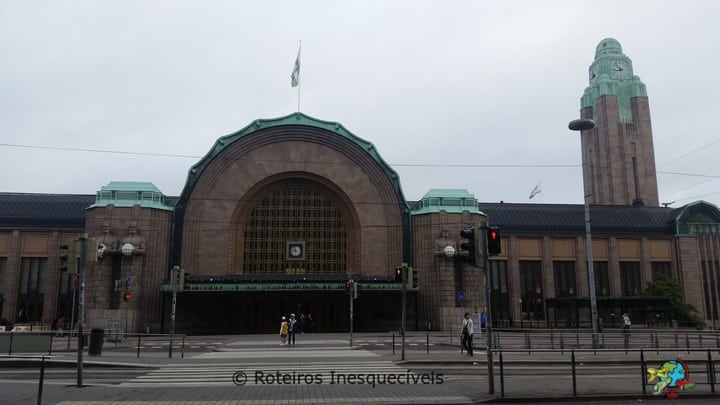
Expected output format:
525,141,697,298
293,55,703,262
243,185,347,274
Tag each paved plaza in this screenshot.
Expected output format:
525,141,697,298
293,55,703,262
2,332,719,404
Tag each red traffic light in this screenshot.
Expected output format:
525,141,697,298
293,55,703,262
123,291,132,302
487,227,501,255
394,267,403,281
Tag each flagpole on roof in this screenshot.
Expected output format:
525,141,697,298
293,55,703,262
291,41,301,112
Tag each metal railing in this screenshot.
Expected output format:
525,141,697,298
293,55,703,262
495,348,718,398
1,331,186,357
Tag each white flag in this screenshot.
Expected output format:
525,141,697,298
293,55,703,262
291,46,300,87
529,184,541,199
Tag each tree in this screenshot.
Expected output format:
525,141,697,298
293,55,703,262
641,275,705,329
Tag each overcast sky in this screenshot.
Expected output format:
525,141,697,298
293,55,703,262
1,1,719,209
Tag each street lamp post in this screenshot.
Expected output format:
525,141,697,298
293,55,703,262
568,118,599,340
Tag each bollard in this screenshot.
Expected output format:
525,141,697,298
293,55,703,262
640,349,646,395
525,333,531,353
707,349,715,393
624,333,630,354
499,349,505,398
592,333,597,353
655,334,659,355
686,333,690,354
426,330,429,354
699,334,703,349
571,350,577,397
137,335,141,358
37,355,46,405
710,349,716,392
576,332,580,347
550,333,554,349
393,332,396,355
181,335,186,358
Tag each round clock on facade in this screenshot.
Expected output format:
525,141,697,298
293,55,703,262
286,241,305,260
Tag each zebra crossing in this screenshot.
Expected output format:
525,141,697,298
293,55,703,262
120,348,414,388
353,338,434,347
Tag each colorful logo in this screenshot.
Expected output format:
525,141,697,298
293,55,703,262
647,358,695,398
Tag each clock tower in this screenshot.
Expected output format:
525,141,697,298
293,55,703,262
580,38,659,207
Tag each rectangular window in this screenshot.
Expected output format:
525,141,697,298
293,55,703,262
651,262,671,280
17,257,48,322
620,261,641,297
0,257,6,313
553,261,576,297
20,257,47,294
519,260,544,320
592,261,610,297
489,260,510,325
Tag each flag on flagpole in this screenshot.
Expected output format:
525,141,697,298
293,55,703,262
291,45,301,87
529,184,541,200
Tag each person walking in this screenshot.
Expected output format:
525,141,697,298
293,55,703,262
480,312,487,335
56,316,65,337
288,314,297,345
461,312,474,356
279,316,289,345
622,313,631,334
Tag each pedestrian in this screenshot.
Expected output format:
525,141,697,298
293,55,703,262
288,314,297,345
307,313,313,333
279,316,289,345
622,313,631,334
480,312,487,334
461,312,474,356
300,313,306,333
56,316,65,337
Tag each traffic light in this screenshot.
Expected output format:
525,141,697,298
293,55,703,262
178,269,185,292
394,267,403,282
411,267,419,289
345,280,358,299
59,241,78,275
487,227,501,256
460,228,477,265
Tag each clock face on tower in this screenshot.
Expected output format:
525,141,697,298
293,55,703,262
589,67,597,83
286,241,305,260
610,60,630,79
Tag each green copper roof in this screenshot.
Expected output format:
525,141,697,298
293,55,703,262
581,38,647,123
674,200,720,235
90,181,173,211
411,188,483,215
